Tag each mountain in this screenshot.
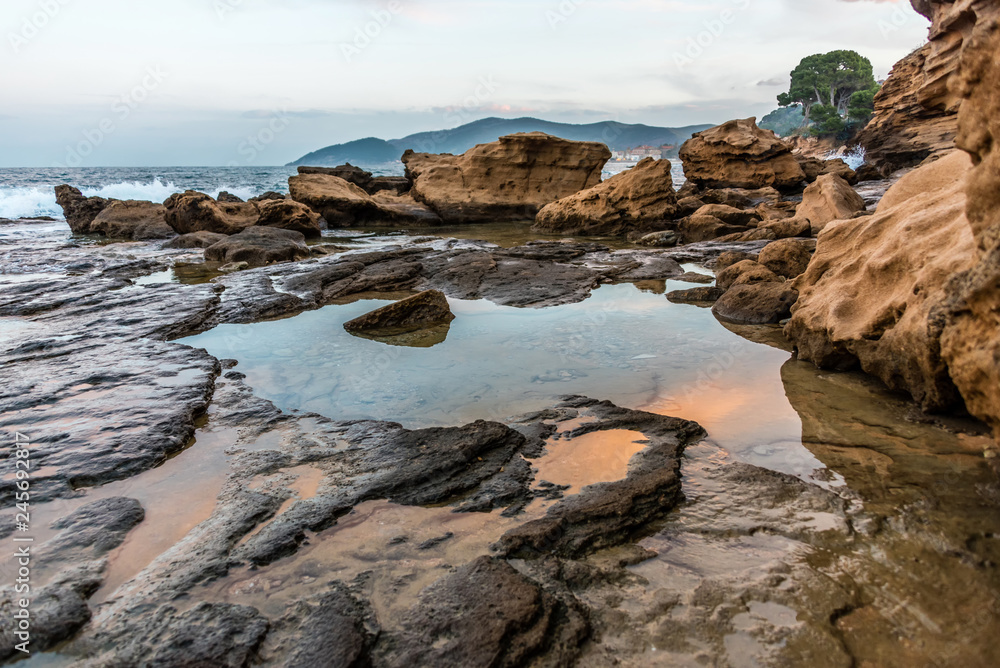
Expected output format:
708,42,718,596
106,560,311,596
290,137,402,166
287,117,714,166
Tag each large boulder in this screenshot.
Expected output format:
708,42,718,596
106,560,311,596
758,239,815,279
716,260,782,291
54,185,110,233
532,158,678,235
90,200,175,240
679,118,806,191
254,199,322,238
857,0,999,175
163,191,258,235
204,227,310,267
343,290,455,336
785,151,977,412
796,173,867,235
288,173,439,226
402,132,611,223
713,283,799,325
677,215,747,244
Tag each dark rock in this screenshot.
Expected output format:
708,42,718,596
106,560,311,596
637,230,679,248
282,585,376,668
254,199,322,238
54,185,110,234
370,176,411,195
375,556,589,668
713,282,799,324
249,191,287,202
0,582,93,661
299,163,374,189
217,191,245,203
667,286,726,303
162,231,229,249
496,399,706,559
46,497,144,557
344,289,455,336
205,227,311,267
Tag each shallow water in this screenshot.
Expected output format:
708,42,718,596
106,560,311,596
181,282,826,480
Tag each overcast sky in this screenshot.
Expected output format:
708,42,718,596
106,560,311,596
0,0,929,167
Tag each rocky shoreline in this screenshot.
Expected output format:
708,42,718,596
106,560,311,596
1,0,999,664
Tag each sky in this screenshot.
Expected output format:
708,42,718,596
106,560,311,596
0,0,929,167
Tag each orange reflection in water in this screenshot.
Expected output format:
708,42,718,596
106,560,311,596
533,427,648,494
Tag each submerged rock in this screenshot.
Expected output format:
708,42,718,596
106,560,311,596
402,132,610,223
343,289,456,338
533,157,679,236
679,117,806,191
204,226,311,267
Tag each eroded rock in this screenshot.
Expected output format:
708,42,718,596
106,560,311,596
204,227,311,267
402,132,610,223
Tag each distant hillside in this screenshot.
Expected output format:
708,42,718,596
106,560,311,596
287,117,714,166
290,137,402,167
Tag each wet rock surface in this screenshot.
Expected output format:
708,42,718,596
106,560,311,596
204,227,312,267
344,289,455,337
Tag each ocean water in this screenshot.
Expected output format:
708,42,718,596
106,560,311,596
0,164,405,220
0,161,680,221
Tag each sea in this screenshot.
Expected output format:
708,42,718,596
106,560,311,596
0,161,679,221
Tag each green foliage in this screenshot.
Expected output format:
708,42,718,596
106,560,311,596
848,82,881,122
809,104,846,137
759,105,808,137
777,50,878,123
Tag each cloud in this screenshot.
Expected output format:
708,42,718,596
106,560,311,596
756,77,787,86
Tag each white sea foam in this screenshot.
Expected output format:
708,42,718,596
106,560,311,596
827,146,867,171
0,180,263,220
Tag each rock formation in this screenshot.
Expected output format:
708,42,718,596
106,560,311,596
532,157,678,236
54,185,110,234
939,19,1000,443
90,201,175,240
786,151,976,411
254,199,322,238
163,191,258,236
857,0,999,175
678,118,806,191
402,132,610,223
794,173,868,235
298,164,410,195
343,290,456,336
288,173,440,226
204,227,311,267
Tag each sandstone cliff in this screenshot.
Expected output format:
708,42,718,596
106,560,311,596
857,0,998,174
